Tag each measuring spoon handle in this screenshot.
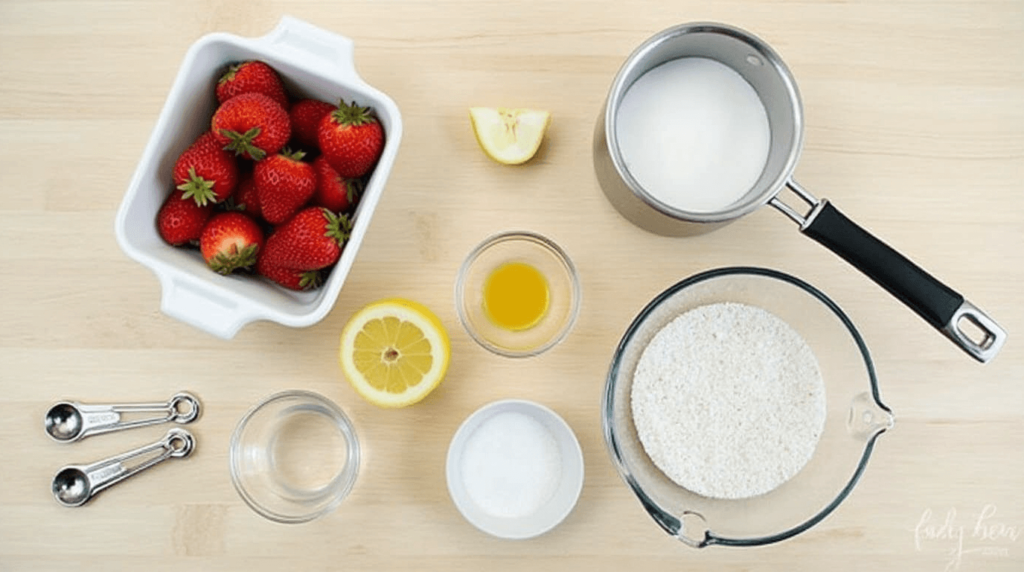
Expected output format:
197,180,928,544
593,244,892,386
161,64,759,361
46,392,201,442
51,428,195,507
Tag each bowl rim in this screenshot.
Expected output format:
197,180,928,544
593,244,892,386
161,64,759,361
454,230,582,358
445,398,585,539
601,266,892,547
228,389,360,524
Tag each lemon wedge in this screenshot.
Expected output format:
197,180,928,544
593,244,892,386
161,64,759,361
469,107,551,165
340,298,451,408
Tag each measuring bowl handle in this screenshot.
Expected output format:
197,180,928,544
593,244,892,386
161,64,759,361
801,200,1006,363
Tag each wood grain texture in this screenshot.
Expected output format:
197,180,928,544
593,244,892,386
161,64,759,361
1,0,1022,570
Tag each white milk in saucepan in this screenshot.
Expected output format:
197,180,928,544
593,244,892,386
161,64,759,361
615,57,771,213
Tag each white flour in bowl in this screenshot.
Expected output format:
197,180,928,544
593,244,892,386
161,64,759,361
630,302,826,499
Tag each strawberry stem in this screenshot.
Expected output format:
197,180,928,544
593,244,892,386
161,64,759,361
176,167,218,206
345,179,363,204
321,209,353,247
208,242,260,275
218,63,245,85
331,100,377,127
222,197,245,212
299,270,322,290
220,127,266,160
280,148,306,161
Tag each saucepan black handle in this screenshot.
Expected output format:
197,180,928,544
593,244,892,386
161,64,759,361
801,200,1006,363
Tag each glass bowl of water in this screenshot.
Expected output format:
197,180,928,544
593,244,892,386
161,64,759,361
229,390,360,524
603,267,894,547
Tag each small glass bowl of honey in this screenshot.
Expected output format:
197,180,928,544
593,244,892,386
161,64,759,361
456,231,581,357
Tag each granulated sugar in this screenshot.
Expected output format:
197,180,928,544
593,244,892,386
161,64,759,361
615,57,771,213
459,411,561,518
631,302,826,499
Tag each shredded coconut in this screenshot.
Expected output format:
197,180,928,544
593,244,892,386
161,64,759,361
631,302,826,499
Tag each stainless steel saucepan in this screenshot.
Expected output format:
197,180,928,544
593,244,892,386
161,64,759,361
593,22,1006,363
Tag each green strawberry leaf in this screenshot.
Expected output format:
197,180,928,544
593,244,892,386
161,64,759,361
331,100,377,127
221,197,246,212
345,179,363,205
220,127,265,161
321,209,353,247
177,167,218,206
299,270,323,290
218,63,243,85
208,243,260,275
280,147,306,161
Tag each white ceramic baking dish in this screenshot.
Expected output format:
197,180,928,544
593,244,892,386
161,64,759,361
115,16,402,339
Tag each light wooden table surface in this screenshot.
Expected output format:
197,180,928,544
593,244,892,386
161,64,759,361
2,1,1022,570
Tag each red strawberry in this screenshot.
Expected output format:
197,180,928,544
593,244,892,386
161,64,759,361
261,207,352,271
254,149,317,225
212,93,291,161
311,156,362,213
231,173,262,220
199,212,265,275
172,131,239,206
289,99,335,151
216,61,289,109
256,256,322,291
317,99,385,178
157,190,214,245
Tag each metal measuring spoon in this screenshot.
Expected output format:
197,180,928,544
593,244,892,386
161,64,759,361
51,428,195,507
44,392,200,443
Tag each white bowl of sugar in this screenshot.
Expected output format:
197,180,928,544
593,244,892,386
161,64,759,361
446,400,584,539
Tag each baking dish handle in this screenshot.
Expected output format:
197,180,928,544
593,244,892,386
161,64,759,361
159,274,254,340
257,15,365,86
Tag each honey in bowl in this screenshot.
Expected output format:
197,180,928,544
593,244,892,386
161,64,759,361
483,262,550,331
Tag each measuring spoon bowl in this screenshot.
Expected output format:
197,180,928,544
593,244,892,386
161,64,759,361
51,428,195,507
52,467,91,506
44,392,201,443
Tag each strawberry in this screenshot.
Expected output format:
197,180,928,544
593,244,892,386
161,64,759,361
157,190,214,245
212,93,290,161
317,99,385,178
172,131,239,206
261,207,352,271
199,212,265,275
289,99,335,151
216,61,289,109
254,149,317,225
256,256,322,291
230,173,262,220
311,155,362,213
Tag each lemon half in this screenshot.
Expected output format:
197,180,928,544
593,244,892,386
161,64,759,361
340,298,451,408
469,107,551,165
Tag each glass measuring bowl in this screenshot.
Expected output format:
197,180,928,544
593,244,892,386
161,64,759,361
602,267,894,546
229,390,360,524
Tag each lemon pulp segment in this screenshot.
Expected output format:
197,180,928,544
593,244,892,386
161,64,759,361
351,316,434,393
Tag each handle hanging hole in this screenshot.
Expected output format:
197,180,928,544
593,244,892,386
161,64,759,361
174,400,191,416
956,313,995,350
170,393,201,423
